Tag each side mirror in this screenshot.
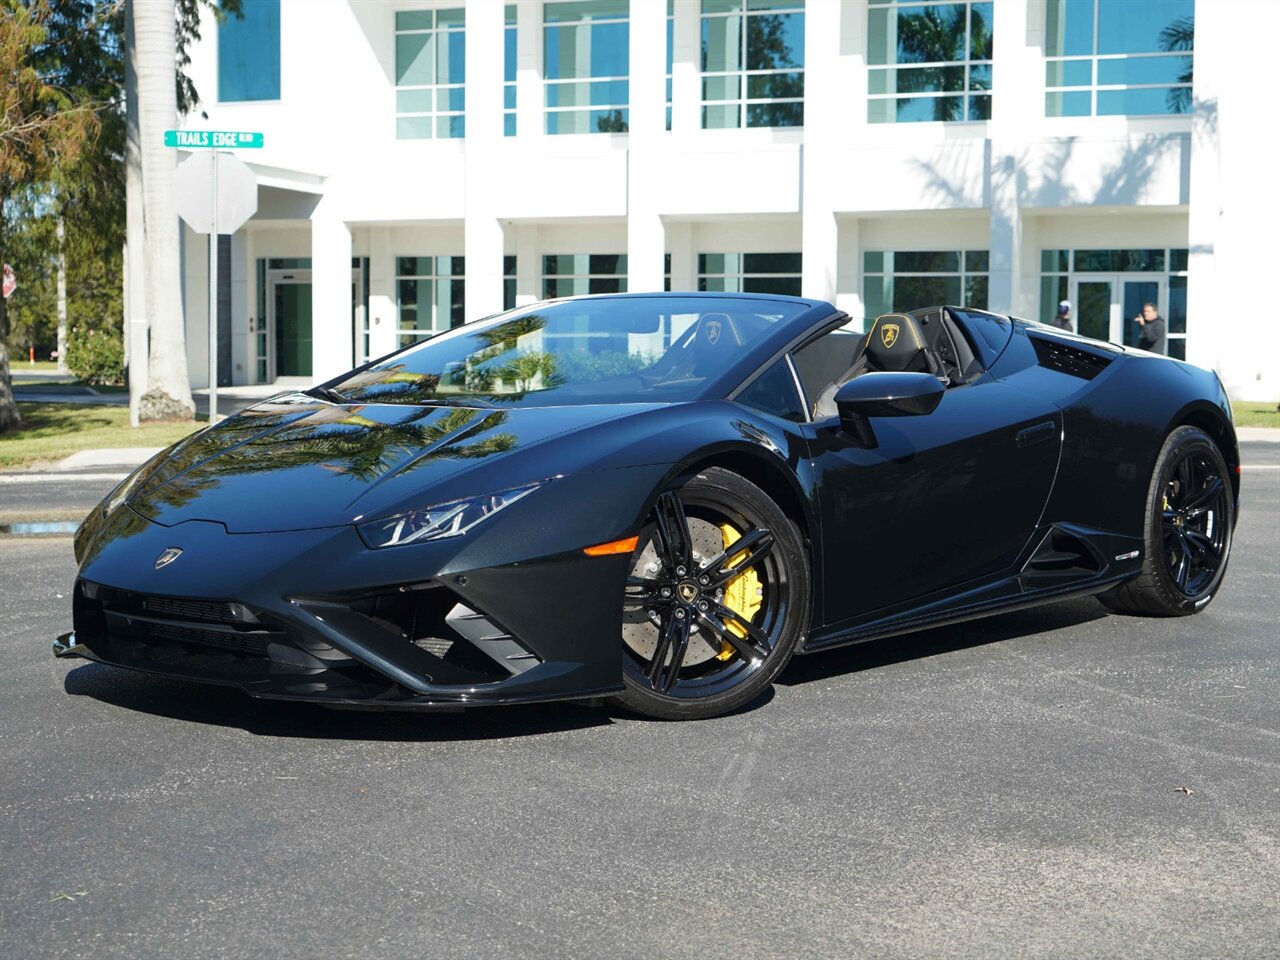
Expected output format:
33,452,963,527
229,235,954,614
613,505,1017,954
833,372,945,447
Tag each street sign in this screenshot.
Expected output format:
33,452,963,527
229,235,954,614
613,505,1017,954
2,263,14,299
175,152,258,235
164,130,263,149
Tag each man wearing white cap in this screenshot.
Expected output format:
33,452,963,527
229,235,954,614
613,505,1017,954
1052,299,1074,332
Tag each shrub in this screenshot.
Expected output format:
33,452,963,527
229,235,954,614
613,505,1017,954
65,325,124,385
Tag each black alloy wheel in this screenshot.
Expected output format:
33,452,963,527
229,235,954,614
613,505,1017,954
616,467,809,720
1101,425,1234,617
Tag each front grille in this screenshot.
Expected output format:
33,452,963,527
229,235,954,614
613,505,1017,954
81,585,284,658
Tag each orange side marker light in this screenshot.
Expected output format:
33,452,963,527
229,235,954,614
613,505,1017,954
583,535,639,557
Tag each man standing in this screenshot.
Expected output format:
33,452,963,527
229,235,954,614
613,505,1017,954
1134,301,1166,354
1052,300,1074,332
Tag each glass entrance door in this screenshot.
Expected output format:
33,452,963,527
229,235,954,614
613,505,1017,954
1073,277,1115,342
268,270,313,378
1071,275,1166,350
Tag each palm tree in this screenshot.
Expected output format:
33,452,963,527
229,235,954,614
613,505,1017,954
1159,16,1194,114
130,0,194,421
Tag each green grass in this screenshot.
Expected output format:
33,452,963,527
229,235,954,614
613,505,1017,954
0,402,204,470
1232,402,1280,429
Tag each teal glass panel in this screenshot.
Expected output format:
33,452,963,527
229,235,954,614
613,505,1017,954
505,25,517,80
395,10,433,31
873,65,966,95
867,99,895,124
1040,276,1069,323
967,94,991,120
747,100,803,127
1045,90,1091,116
1097,55,1192,86
545,20,630,79
864,251,885,273
437,87,465,111
1040,249,1069,272
1168,276,1187,333
964,275,988,309
397,89,434,113
1044,0,1093,57
698,276,742,293
703,103,740,128
895,251,960,273
863,277,891,319
702,0,740,13
219,0,280,102
969,2,993,58
1097,0,1193,56
396,34,434,85
743,252,801,273
396,116,433,139
1046,59,1092,87
1098,86,1189,115
703,75,741,101
746,71,803,99
702,13,743,71
1167,339,1186,360
439,115,465,138
437,7,464,27
439,30,466,84
892,95,966,122
964,250,989,272
746,11,803,70
545,0,630,22
1170,248,1188,271
504,85,517,109
969,63,991,91
893,275,961,311
743,275,802,296
747,0,804,10
871,3,969,66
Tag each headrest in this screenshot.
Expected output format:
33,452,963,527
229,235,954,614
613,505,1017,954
862,313,930,373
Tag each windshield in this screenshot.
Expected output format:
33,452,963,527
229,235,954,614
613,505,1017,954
328,296,809,407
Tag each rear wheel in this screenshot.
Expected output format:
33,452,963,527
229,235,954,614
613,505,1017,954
1101,425,1233,616
615,467,809,720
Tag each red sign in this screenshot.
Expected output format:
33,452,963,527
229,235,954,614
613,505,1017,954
2,263,14,299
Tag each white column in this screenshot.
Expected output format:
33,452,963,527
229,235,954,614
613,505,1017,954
182,222,209,389
800,0,842,302
465,0,506,319
516,0,543,139
368,227,396,360
627,0,667,294
671,0,699,135
836,216,862,322
667,220,694,292
515,223,540,306
310,208,352,382
987,0,1035,314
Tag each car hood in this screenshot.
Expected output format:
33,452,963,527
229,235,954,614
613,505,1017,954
127,396,652,533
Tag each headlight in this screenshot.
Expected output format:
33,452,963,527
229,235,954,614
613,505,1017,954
357,482,543,549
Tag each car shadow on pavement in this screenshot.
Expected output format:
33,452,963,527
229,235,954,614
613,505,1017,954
62,662,615,741
777,597,1110,687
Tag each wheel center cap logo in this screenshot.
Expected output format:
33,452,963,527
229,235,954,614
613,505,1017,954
154,547,183,570
677,581,698,603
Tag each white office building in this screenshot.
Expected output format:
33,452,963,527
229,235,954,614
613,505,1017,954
176,0,1280,401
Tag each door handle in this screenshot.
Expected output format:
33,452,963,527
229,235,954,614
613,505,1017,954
1016,420,1057,447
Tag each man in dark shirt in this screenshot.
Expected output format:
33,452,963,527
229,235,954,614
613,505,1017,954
1134,301,1166,354
1052,299,1074,332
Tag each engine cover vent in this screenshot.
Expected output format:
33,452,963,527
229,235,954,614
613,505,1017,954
1030,336,1114,381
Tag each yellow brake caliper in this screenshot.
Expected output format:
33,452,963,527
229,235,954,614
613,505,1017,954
716,524,763,660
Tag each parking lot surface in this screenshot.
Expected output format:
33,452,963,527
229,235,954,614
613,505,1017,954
1,444,1276,959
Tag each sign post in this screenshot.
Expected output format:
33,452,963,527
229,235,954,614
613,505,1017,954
166,130,262,423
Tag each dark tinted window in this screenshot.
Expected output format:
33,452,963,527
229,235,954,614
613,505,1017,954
735,359,805,423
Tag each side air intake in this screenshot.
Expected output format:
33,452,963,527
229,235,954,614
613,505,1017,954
1021,527,1103,583
1030,336,1114,381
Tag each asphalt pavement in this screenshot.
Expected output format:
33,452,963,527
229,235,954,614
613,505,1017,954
0,445,1277,959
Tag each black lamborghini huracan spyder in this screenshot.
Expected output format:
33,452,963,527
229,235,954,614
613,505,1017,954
56,294,1239,719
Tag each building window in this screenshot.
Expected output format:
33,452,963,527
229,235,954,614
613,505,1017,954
1039,248,1188,358
218,0,280,102
698,253,802,295
504,255,517,310
665,1,674,130
701,0,805,129
397,256,465,346
866,0,992,123
504,5,517,136
544,0,630,135
542,255,627,298
863,250,989,320
1045,0,1193,117
395,8,466,140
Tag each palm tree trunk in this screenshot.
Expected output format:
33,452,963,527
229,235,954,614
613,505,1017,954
132,0,194,421
0,206,19,431
124,0,148,426
56,214,68,374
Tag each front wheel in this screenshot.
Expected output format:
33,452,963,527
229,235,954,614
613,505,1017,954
1101,425,1234,617
614,467,809,720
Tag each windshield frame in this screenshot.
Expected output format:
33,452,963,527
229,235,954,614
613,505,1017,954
316,292,835,409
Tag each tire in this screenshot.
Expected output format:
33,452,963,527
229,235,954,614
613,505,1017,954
614,467,810,720
1100,425,1234,617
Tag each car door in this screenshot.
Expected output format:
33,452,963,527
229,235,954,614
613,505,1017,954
801,374,1062,628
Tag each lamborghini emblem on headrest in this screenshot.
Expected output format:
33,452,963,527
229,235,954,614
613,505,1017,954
880,323,900,349
705,320,722,345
